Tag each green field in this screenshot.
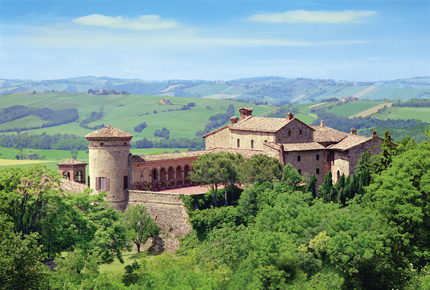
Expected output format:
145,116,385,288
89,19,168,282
295,113,317,124
0,147,187,172
377,107,430,123
0,92,276,139
326,101,386,118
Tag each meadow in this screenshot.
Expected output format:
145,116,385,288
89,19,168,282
0,92,275,139
377,107,430,123
325,100,386,117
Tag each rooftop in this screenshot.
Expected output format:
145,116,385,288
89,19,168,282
311,125,348,143
57,158,87,166
229,116,292,133
328,135,369,150
282,142,326,152
131,150,209,163
85,126,133,140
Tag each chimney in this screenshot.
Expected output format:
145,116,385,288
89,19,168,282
286,112,294,121
372,130,377,138
320,120,325,127
230,116,239,124
238,107,254,121
350,128,357,135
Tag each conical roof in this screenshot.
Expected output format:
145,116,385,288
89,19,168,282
85,126,133,140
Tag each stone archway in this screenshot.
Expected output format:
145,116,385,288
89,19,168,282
184,165,190,178
159,167,166,181
176,165,182,179
167,166,175,181
63,171,70,180
152,168,158,182
337,170,340,183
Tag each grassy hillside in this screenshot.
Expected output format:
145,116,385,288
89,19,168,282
325,101,386,118
0,92,275,139
374,107,430,123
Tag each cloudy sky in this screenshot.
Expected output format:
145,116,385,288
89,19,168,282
0,0,429,81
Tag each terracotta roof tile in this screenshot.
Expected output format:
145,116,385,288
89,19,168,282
230,116,291,132
311,126,348,143
57,158,87,166
282,142,326,151
328,135,369,150
85,126,133,140
132,150,210,163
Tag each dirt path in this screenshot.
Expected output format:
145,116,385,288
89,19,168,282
349,103,392,119
353,86,377,99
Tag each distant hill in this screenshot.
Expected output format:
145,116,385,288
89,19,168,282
1,76,429,105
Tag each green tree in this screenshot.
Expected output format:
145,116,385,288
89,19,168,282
319,171,333,203
367,143,430,269
70,148,78,159
239,154,283,185
306,174,318,199
282,163,302,187
124,204,159,253
190,152,223,207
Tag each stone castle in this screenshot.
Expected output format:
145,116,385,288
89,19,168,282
59,107,382,210
58,107,383,251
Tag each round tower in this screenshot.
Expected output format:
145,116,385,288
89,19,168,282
85,126,133,210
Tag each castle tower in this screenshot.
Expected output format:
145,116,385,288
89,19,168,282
57,158,87,184
85,126,133,210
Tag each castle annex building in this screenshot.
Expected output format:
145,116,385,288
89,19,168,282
78,107,382,210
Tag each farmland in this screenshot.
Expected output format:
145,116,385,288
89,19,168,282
375,107,430,123
325,101,386,118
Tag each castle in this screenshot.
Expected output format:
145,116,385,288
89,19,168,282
58,107,382,211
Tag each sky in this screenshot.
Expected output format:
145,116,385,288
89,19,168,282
0,0,429,81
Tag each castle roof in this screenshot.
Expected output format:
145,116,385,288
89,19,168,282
229,116,292,133
57,158,87,166
131,150,210,163
311,126,348,143
85,126,133,140
328,135,369,151
282,142,326,152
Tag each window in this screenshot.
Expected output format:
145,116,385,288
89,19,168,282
124,176,128,189
100,142,104,146
316,154,319,161
96,177,110,191
316,168,320,174
298,170,301,175
299,130,302,135
237,139,240,148
298,156,301,162
288,130,291,136
251,140,254,149
88,176,90,187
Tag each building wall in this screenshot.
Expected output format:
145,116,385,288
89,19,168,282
331,151,350,183
276,120,313,144
348,138,382,175
205,127,231,149
88,139,130,210
128,190,193,252
283,150,325,187
231,130,275,150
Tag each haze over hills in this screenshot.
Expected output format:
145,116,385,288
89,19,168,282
1,76,429,105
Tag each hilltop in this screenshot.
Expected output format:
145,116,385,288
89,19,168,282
1,76,429,105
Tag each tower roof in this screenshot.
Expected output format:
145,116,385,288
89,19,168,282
85,126,133,141
57,158,87,166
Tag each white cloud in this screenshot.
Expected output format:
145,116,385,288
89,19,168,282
247,10,377,24
73,14,178,31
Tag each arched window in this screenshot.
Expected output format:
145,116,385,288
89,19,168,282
337,170,340,182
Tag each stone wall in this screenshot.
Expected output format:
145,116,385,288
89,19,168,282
205,126,231,149
277,120,313,144
284,150,325,187
231,130,276,150
60,178,88,194
348,138,382,175
331,151,350,183
128,190,193,252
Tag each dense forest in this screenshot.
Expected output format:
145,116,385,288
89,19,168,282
1,131,430,289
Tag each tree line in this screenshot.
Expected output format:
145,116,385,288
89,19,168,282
392,97,430,107
195,104,235,137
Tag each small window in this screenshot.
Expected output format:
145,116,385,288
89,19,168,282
124,176,128,189
298,170,301,175
100,142,104,146
288,130,291,136
298,156,301,162
299,130,302,135
124,142,127,145
88,176,90,187
316,168,320,175
237,139,240,148
251,140,254,149
316,154,320,161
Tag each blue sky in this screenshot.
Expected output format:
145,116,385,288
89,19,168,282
0,0,429,81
